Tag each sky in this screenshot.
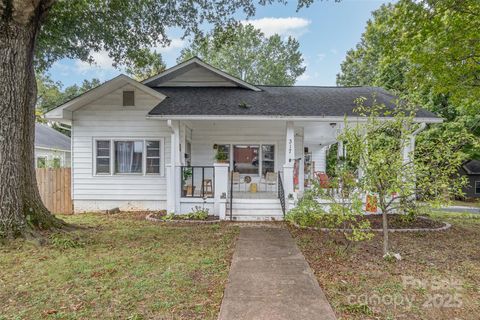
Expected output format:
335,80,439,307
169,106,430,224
48,0,392,88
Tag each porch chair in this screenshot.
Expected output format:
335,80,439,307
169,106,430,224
260,172,277,192
202,179,213,197
231,172,246,191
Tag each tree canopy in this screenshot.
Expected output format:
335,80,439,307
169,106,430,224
0,0,317,238
336,0,480,158
32,0,313,72
178,24,306,85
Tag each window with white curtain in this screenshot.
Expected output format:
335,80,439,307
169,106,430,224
95,139,162,175
114,141,143,174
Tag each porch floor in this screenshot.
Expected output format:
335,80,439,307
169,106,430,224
232,191,277,199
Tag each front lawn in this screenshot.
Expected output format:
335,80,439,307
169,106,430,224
290,212,480,319
0,213,238,320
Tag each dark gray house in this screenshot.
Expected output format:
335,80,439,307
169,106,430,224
459,160,480,199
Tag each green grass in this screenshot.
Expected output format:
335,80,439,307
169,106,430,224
0,213,239,320
291,213,480,319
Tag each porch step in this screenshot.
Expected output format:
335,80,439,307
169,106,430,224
227,198,284,221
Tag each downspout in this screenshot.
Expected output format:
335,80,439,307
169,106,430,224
410,122,426,150
407,122,426,202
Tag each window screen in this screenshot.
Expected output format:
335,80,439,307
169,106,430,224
146,141,161,174
123,90,135,106
96,140,111,174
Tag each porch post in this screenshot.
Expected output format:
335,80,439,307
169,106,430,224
167,120,182,213
311,146,327,172
401,123,425,200
283,121,295,200
214,163,229,220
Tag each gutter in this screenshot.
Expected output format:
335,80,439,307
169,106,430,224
146,115,443,124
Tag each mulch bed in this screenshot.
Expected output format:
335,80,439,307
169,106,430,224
146,212,219,223
358,214,444,229
296,214,449,232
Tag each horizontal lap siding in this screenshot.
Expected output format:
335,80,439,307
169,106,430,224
72,85,170,204
189,121,288,170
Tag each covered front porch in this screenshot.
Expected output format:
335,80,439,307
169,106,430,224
163,118,345,220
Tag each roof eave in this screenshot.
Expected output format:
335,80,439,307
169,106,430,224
146,114,443,123
44,75,167,121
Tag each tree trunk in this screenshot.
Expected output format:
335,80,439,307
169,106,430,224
0,1,66,238
379,196,389,255
382,210,389,255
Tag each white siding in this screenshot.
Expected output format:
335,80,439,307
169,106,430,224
159,66,237,87
189,120,288,170
72,84,169,212
35,148,71,168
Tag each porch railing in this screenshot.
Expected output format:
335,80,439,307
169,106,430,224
180,166,215,198
277,171,286,217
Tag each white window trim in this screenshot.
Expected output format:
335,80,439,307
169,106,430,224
215,142,277,176
36,156,47,168
93,137,165,177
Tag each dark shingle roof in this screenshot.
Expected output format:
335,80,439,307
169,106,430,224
35,123,71,151
463,160,480,175
148,86,438,118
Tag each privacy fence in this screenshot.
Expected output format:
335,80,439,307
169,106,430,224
36,168,72,214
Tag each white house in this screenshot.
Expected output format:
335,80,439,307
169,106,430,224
35,123,71,168
45,57,440,220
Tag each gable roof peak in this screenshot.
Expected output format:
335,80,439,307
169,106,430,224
142,57,261,91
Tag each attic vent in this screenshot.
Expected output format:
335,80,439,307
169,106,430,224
123,90,135,106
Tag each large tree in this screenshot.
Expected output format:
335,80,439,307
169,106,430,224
0,0,316,238
125,49,166,81
178,24,306,85
336,0,480,157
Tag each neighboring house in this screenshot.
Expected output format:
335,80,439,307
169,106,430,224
35,123,71,168
45,57,440,220
459,160,480,199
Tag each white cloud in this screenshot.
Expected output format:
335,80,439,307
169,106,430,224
297,73,311,82
154,38,186,53
242,17,311,38
317,53,327,61
74,50,116,74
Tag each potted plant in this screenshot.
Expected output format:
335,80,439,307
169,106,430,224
182,167,194,196
214,150,228,163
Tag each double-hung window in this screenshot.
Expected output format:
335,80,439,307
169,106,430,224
146,141,161,174
475,181,480,195
96,140,111,174
95,139,162,175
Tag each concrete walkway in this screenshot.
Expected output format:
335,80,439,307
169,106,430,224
437,206,480,214
218,227,336,320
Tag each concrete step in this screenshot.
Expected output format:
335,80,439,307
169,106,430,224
229,214,284,221
227,202,283,210
228,209,283,216
226,198,284,221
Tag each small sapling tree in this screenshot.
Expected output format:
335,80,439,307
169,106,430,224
340,100,477,257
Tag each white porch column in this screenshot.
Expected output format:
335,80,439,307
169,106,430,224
214,163,229,220
311,145,327,172
401,123,425,199
180,124,187,165
283,121,295,199
167,120,182,213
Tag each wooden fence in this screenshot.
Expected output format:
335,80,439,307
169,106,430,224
36,168,72,214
